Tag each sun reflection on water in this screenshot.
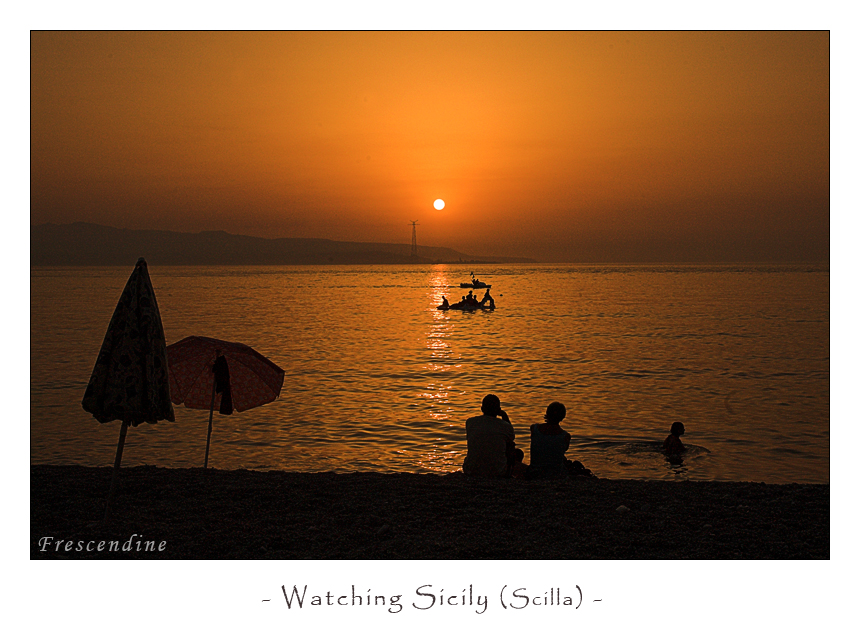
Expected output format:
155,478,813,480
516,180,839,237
411,267,467,471
30,263,830,483
413,448,461,473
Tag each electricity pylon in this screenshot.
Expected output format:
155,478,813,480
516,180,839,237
410,221,419,257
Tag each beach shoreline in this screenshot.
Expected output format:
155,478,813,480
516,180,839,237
31,465,829,560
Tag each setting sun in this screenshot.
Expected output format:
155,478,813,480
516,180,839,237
29,31,829,263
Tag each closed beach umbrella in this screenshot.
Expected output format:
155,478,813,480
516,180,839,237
81,258,174,518
166,336,285,468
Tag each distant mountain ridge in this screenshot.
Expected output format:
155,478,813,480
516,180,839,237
31,222,536,266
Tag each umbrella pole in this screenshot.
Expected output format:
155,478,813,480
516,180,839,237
204,378,216,469
104,419,129,521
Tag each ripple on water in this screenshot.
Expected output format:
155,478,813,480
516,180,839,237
30,264,829,483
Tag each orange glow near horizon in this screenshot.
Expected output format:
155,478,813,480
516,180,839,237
30,31,829,262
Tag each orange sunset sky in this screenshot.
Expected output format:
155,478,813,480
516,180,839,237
30,31,829,262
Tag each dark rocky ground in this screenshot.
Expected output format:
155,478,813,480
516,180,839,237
31,465,829,559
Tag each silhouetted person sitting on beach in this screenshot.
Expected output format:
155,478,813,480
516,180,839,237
663,421,686,455
463,394,517,478
527,402,593,479
511,448,528,479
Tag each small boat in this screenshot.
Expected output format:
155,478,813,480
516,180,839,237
460,272,491,289
459,281,491,289
438,302,495,311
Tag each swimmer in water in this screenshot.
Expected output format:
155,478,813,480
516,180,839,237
663,421,686,455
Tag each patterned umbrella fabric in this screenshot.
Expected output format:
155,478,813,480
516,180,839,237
82,258,174,426
167,336,285,413
167,336,285,468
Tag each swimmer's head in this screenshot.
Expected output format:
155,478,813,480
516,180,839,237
670,421,685,436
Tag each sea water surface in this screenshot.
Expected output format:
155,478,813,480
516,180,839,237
30,264,829,484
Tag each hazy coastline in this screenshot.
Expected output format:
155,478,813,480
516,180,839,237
31,222,536,266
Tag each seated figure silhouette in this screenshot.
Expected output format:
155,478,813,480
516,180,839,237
463,394,517,478
510,448,528,479
480,288,495,308
527,402,593,479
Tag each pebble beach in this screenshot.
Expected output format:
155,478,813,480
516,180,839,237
31,465,828,560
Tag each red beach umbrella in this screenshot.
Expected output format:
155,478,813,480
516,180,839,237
166,336,285,468
81,258,174,518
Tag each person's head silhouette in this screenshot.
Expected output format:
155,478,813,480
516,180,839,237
544,401,566,425
481,394,502,417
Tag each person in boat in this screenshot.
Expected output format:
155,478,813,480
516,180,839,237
663,421,686,455
440,296,450,309
480,288,495,308
463,394,517,478
526,402,593,479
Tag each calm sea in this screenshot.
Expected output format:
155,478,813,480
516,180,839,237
30,264,829,484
